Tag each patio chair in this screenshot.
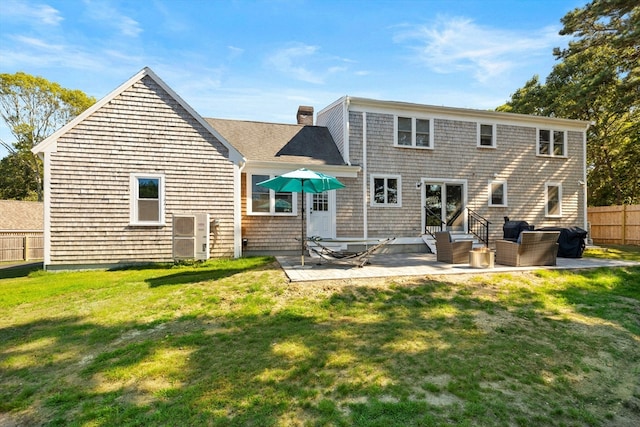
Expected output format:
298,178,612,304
435,231,473,264
495,231,560,267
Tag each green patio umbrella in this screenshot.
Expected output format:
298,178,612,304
257,168,345,266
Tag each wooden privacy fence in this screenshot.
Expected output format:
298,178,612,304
588,205,640,246
0,232,44,262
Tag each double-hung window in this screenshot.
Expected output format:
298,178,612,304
545,182,562,217
488,180,507,207
248,174,296,215
478,123,496,148
395,116,433,148
371,175,401,207
538,129,566,157
130,173,165,226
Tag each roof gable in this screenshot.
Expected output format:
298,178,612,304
205,118,345,166
32,67,244,164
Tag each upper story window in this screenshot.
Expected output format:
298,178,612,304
130,173,165,226
478,123,496,148
395,116,433,149
488,180,507,207
371,174,401,207
248,174,296,216
545,182,562,217
538,129,566,157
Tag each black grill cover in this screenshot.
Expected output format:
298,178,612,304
537,227,588,258
503,221,534,241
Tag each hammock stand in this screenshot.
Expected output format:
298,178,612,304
306,237,395,267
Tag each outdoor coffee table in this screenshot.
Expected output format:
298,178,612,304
469,249,495,268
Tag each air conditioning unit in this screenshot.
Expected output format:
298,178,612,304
172,213,210,260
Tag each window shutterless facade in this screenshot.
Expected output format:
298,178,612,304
395,116,433,149
545,182,562,217
247,174,296,215
130,173,165,226
488,180,507,207
478,123,496,148
371,175,401,207
538,129,566,157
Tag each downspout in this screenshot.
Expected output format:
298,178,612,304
234,159,246,258
362,111,368,240
583,124,590,238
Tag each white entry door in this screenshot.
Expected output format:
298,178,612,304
307,191,336,238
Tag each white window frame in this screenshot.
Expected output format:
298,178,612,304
370,174,402,207
477,123,496,148
247,173,297,216
394,116,434,149
545,182,563,217
488,180,507,207
130,173,165,226
537,129,567,157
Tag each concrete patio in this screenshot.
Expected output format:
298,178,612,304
276,252,640,282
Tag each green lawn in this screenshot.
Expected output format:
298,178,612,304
1,248,639,426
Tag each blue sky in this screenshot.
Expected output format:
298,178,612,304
0,0,587,158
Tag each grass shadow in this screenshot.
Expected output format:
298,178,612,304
146,268,250,287
0,262,43,279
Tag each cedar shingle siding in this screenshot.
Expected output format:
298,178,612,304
339,109,586,244
47,76,235,266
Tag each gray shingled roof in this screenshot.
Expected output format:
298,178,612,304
0,200,43,231
205,118,345,166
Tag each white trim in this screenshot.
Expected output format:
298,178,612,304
233,163,242,258
488,180,508,207
246,173,297,216
242,161,360,178
344,96,590,131
129,173,166,226
370,174,402,207
421,179,468,232
343,97,350,165
582,130,589,231
362,112,368,239
536,128,567,158
477,123,496,148
394,115,434,149
43,154,51,266
32,67,246,165
545,182,563,218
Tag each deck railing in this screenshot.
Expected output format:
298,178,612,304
424,206,446,238
467,208,491,247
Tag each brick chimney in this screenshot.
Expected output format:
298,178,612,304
296,105,314,126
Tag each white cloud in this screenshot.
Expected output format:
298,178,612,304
83,0,142,37
227,46,244,60
266,44,325,84
394,16,563,83
1,0,63,25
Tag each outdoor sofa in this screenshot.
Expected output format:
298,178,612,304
435,231,473,264
495,231,561,267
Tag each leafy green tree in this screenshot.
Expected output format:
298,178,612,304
499,0,639,206
0,152,39,200
0,72,95,201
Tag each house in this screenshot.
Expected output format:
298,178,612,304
32,67,589,269
316,97,589,250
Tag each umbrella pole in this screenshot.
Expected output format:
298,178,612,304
301,188,305,266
